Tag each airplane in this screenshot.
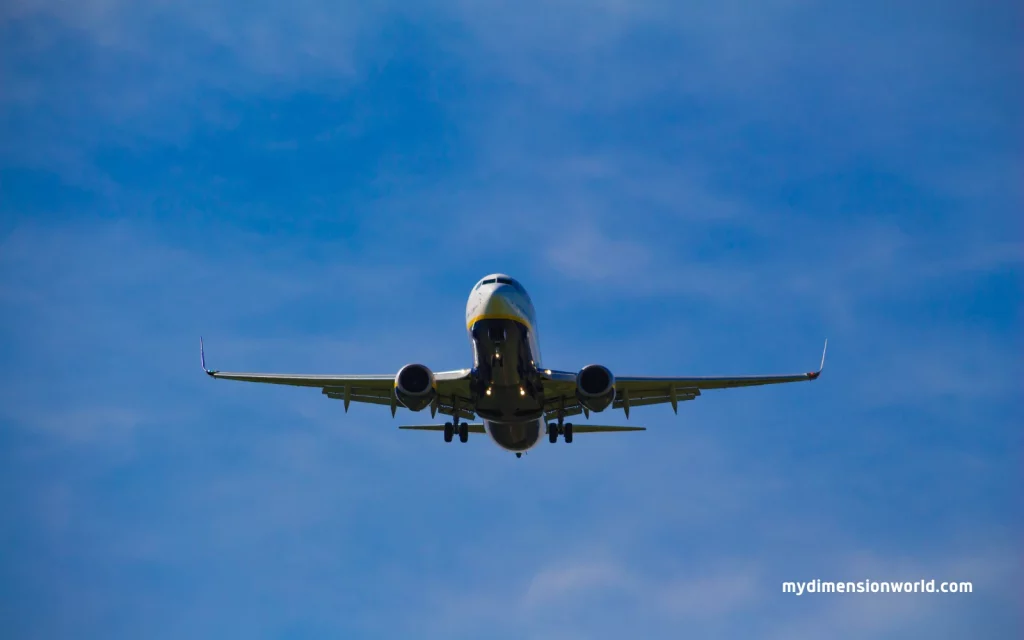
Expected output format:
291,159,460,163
201,274,826,458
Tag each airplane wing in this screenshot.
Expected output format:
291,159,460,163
558,425,646,433
399,424,487,433
200,339,475,420
541,340,827,419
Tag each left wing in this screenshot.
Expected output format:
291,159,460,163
400,424,487,433
541,340,827,419
200,338,475,420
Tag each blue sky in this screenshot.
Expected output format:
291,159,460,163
1,1,1020,638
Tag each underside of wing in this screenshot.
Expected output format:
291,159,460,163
540,340,827,418
560,425,646,433
399,424,487,433
200,338,475,418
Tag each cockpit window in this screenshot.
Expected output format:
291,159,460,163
478,277,527,295
497,277,527,294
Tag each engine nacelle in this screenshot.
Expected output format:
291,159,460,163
395,364,437,412
576,364,615,412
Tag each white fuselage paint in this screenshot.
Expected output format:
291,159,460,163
465,274,547,452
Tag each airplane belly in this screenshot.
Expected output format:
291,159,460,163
467,311,546,453
470,319,537,376
469,318,544,422
484,419,544,452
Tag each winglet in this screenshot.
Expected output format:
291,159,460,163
200,337,217,377
807,339,827,380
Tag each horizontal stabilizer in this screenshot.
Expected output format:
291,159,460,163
400,424,486,433
563,425,646,433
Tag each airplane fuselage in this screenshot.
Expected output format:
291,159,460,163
465,275,547,452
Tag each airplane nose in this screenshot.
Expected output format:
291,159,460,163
481,289,517,318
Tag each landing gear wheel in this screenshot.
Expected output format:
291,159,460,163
443,422,453,443
458,423,469,443
516,452,522,458
548,423,558,444
564,423,573,443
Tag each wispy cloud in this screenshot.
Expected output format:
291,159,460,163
520,558,761,621
543,221,654,285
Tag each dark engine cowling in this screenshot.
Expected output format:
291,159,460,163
576,364,615,412
395,364,436,412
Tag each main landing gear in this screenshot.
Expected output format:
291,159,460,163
444,397,469,444
548,422,573,443
549,398,572,443
443,421,469,443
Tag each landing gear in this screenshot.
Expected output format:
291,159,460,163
443,419,468,443
548,397,572,443
445,398,468,444
547,421,574,443
516,452,522,458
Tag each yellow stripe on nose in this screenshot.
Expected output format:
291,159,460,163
466,314,533,333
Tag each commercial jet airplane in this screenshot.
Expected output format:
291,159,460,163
201,274,826,458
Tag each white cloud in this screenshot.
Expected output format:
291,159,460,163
523,561,631,607
2,405,147,445
657,571,760,618
543,222,654,285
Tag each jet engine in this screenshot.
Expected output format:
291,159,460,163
395,364,437,412
576,364,615,412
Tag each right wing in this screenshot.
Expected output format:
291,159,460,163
200,339,475,420
559,425,646,433
540,340,827,419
